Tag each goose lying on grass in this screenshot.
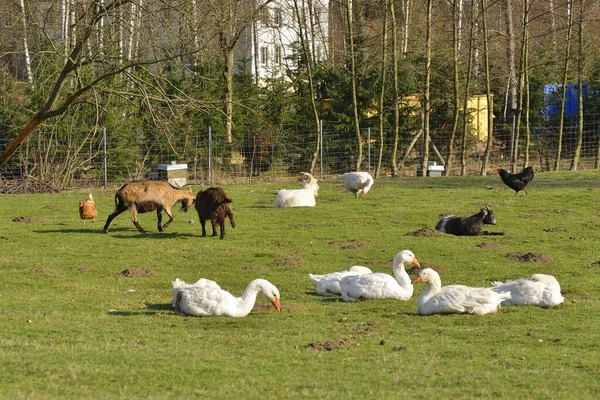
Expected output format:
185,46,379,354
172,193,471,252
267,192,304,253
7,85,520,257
412,268,510,315
172,278,281,317
340,250,419,301
492,274,564,307
309,266,373,296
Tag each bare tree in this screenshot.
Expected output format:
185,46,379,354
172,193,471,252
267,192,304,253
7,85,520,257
479,0,493,176
18,0,33,87
390,0,401,176
419,0,432,177
554,0,574,171
503,0,517,123
460,0,475,176
445,0,462,176
570,0,586,171
376,0,390,178
293,0,321,174
346,0,363,170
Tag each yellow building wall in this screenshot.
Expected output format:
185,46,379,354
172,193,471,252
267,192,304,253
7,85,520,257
467,94,493,142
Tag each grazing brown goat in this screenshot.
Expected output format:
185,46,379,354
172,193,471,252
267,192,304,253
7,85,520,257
195,187,236,239
103,181,195,233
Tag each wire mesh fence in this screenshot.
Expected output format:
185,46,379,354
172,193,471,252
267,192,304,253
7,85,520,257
1,120,599,192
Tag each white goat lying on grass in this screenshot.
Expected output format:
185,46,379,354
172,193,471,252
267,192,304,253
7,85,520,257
339,171,374,197
275,172,320,207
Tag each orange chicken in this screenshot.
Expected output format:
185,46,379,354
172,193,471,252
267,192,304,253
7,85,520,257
79,193,98,223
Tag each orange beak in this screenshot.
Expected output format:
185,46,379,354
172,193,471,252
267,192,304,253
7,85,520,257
273,298,281,312
412,257,421,267
411,275,422,284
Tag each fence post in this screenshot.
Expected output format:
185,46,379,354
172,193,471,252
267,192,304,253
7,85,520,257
510,115,516,173
208,126,212,185
367,127,371,174
103,127,107,189
319,119,323,180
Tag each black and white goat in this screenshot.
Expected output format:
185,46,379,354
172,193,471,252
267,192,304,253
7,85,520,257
435,206,496,236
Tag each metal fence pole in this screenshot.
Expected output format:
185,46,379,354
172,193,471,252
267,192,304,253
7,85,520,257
367,127,371,174
319,119,323,180
208,125,212,185
103,127,107,189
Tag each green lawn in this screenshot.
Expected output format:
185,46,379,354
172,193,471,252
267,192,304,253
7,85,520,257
1,171,600,399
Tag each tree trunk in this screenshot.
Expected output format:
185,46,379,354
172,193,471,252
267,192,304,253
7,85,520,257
512,0,529,172
460,1,475,176
479,0,493,176
402,0,412,57
376,0,389,178
18,0,34,87
346,0,362,170
570,0,585,171
445,0,461,176
223,42,234,144
554,0,574,171
391,1,400,176
503,0,517,122
420,0,432,177
293,0,321,174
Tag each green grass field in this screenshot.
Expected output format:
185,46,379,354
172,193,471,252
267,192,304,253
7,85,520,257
1,171,600,399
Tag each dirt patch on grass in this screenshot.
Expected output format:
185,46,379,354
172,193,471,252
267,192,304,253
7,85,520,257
406,228,443,237
12,216,36,223
295,223,316,229
255,199,273,205
306,337,355,351
121,267,157,278
244,265,269,271
477,242,505,249
543,227,566,233
557,210,579,216
34,268,59,277
252,303,308,313
505,252,556,263
273,256,305,267
78,268,92,274
328,239,372,250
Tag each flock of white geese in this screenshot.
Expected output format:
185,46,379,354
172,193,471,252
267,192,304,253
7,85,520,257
171,249,564,317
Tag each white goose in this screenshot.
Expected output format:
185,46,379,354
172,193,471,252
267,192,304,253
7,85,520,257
171,278,220,307
492,274,564,307
411,268,510,315
340,250,419,302
309,266,373,296
172,278,281,317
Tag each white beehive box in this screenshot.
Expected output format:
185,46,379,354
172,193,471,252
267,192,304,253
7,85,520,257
157,161,188,187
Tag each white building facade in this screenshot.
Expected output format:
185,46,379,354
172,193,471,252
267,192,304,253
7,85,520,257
234,0,330,85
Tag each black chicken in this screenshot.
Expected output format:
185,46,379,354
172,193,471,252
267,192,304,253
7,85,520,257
497,167,534,196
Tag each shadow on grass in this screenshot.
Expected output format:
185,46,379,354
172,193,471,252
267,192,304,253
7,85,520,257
35,228,198,239
108,303,173,317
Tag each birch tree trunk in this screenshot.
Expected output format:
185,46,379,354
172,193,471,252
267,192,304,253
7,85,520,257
391,1,400,176
420,0,432,177
293,0,321,174
18,0,34,87
346,0,363,170
554,0,574,170
376,0,389,178
402,0,412,57
445,0,461,176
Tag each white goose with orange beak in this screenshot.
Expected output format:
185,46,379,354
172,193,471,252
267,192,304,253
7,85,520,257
340,250,419,301
173,278,281,317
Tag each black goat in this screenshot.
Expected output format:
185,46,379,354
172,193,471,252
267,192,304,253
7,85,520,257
435,206,496,236
195,187,236,239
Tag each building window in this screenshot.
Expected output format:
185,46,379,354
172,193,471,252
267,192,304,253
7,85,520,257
272,8,282,26
274,45,281,65
260,8,270,26
260,47,269,65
